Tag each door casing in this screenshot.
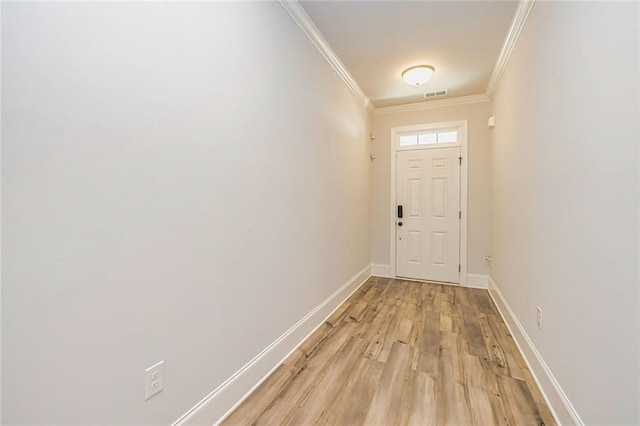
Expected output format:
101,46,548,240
389,120,468,285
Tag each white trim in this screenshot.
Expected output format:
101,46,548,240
279,0,535,113
485,0,536,97
374,94,490,116
379,276,463,289
389,120,468,286
488,277,584,426
278,0,374,115
172,265,372,426
391,120,467,135
465,274,489,289
371,263,393,278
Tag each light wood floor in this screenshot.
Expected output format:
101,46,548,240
223,277,555,425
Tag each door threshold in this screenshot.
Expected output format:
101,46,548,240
393,276,461,287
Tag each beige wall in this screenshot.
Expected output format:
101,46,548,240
491,2,639,424
371,102,493,276
2,2,371,423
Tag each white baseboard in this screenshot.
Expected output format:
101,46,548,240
372,265,487,290
371,263,393,277
488,277,584,426
465,274,489,289
172,265,372,426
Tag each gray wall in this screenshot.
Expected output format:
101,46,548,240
2,2,371,423
490,2,639,423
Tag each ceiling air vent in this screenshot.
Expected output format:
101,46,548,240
424,89,448,99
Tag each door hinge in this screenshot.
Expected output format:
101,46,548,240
459,211,461,219
459,264,461,273
459,156,462,165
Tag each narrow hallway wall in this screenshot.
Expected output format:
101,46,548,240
2,3,371,423
490,2,639,423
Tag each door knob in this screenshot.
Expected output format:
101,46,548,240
398,222,403,226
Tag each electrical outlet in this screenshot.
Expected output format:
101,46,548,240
536,307,543,330
145,361,164,400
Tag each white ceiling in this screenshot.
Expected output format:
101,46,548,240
300,1,518,108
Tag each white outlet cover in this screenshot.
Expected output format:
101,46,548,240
145,360,164,400
536,307,543,329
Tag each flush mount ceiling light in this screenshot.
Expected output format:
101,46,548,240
402,65,435,86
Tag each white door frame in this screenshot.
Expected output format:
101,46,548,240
389,120,468,285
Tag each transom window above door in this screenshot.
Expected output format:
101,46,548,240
399,129,458,147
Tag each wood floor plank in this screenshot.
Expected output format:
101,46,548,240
477,313,509,376
437,332,473,426
297,323,333,358
320,357,385,425
440,312,454,332
505,351,526,381
288,335,367,425
396,316,414,345
521,368,551,409
383,280,404,307
406,281,422,306
356,277,376,296
282,348,306,369
277,322,355,406
452,285,472,307
410,347,420,371
348,301,368,322
363,304,397,360
326,301,351,327
416,309,441,376
440,299,459,319
373,277,393,300
376,305,407,362
439,285,456,304
222,278,556,426
498,375,547,425
485,313,514,348
223,364,300,425
363,282,385,303
363,341,412,425
399,369,437,425
470,288,500,316
463,354,510,425
418,282,439,309
459,303,490,360
484,313,528,380
254,397,296,425
353,300,384,338
359,279,382,305
520,368,557,426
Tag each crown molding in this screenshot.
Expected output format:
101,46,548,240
485,0,536,98
373,93,490,116
281,0,534,115
279,0,375,115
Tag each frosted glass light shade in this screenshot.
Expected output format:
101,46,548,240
402,65,435,86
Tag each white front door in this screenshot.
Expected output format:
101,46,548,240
396,146,460,283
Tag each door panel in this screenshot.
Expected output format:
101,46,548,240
408,179,422,217
432,232,446,265
407,231,421,263
396,147,460,283
432,178,447,217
